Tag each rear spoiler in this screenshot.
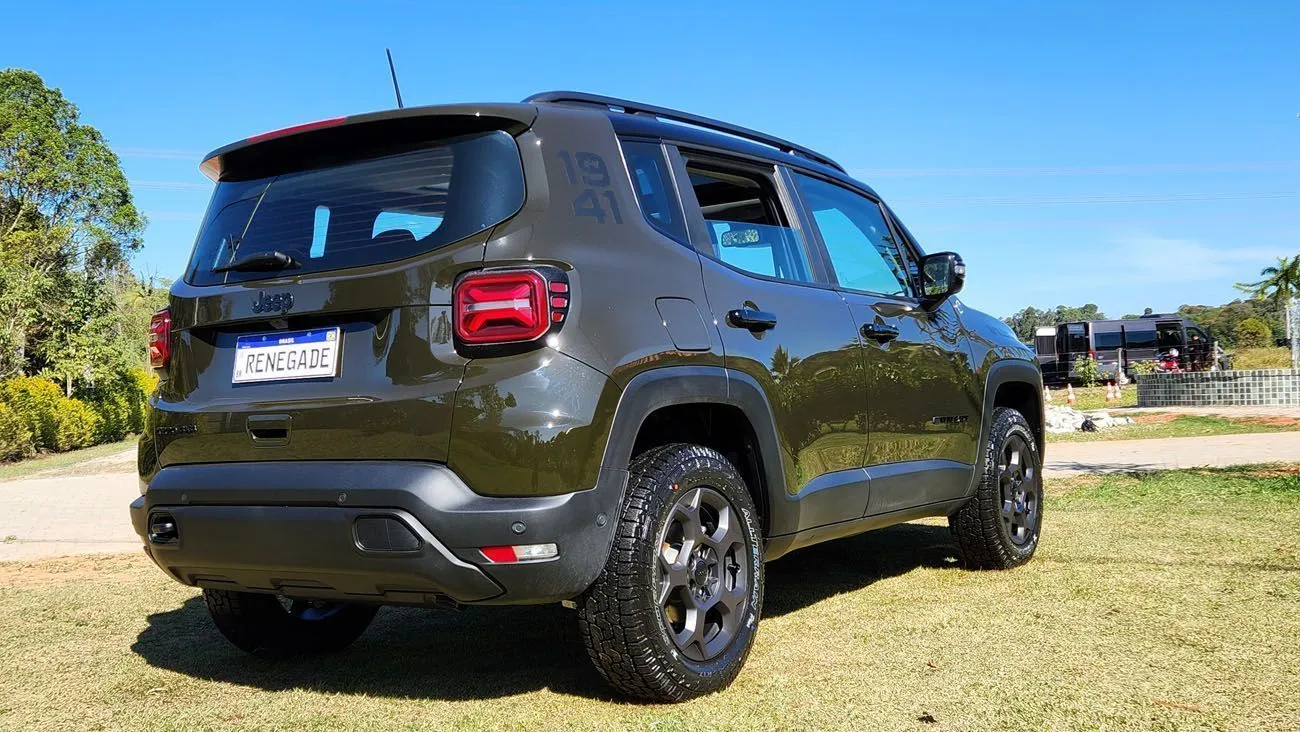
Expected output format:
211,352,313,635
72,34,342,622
200,103,538,182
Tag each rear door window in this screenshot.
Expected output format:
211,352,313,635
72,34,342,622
186,130,524,286
682,161,814,283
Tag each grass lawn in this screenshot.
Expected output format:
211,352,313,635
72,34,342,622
0,439,136,483
1,468,1297,730
1047,384,1138,411
1049,413,1300,443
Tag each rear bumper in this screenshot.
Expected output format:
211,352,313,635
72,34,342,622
130,461,627,605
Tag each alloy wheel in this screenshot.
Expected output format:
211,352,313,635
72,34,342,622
997,433,1040,546
656,486,751,662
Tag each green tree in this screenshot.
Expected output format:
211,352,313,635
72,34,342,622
1235,254,1300,346
1053,303,1107,324
1003,304,1107,342
1179,299,1281,349
0,68,147,383
1232,317,1274,349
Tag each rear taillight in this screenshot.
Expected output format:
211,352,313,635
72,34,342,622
149,308,172,368
454,269,568,345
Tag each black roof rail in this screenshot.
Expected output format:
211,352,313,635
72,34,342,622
524,91,845,173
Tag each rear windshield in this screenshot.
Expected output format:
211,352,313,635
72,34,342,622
186,130,524,286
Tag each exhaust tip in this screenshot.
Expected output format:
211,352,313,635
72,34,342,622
148,512,179,545
354,516,421,553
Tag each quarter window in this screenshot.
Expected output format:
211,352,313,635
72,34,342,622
685,163,813,283
792,173,912,297
620,141,687,242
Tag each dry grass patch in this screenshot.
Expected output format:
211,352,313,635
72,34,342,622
0,468,1297,730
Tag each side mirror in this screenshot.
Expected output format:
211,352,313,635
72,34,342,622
919,252,965,309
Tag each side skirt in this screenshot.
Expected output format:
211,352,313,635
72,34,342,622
763,497,968,561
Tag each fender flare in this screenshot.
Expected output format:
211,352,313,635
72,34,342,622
599,365,789,532
968,358,1044,496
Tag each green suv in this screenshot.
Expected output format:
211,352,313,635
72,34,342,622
131,92,1045,702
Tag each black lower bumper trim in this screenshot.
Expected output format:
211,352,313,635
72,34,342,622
131,461,628,605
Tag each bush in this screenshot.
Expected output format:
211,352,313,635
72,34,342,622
1074,355,1104,387
1233,318,1274,350
0,376,65,451
53,399,100,451
1129,360,1159,377
0,402,35,461
80,368,156,442
0,371,146,457
1232,347,1293,370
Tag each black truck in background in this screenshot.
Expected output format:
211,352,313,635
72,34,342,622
1035,313,1216,385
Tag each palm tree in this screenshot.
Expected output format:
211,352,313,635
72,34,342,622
1236,254,1300,364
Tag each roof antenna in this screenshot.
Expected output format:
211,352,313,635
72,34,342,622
385,48,405,109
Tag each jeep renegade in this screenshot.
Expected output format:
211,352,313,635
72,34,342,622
132,91,1045,702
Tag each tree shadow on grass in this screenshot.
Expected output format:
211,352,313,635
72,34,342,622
131,523,959,701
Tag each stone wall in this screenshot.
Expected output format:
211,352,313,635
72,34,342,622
1136,369,1300,407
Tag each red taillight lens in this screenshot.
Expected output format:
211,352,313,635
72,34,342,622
149,308,171,368
454,270,551,344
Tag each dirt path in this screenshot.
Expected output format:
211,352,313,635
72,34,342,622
1044,431,1300,477
0,448,140,561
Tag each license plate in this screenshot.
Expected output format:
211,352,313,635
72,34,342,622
232,328,341,384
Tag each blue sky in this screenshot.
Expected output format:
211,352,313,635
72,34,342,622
8,0,1299,317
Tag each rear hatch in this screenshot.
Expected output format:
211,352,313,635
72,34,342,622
152,106,534,469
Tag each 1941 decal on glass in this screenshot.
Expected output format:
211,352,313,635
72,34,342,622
557,150,623,224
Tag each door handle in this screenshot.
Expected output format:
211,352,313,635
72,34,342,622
861,322,900,343
726,308,778,333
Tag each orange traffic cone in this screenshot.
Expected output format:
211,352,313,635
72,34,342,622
1067,384,1077,406
1105,382,1115,402
1044,386,1052,403
1115,380,1123,398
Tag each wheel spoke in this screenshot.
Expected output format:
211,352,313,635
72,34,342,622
704,505,744,553
680,605,706,656
658,560,688,606
717,578,746,613
672,490,707,543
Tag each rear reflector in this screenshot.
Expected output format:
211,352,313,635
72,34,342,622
246,116,347,143
149,308,172,368
479,543,559,563
454,270,550,344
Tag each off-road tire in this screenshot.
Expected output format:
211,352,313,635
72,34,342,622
949,407,1043,569
578,443,764,702
203,589,378,657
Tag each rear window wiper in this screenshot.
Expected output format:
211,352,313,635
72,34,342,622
212,250,301,274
